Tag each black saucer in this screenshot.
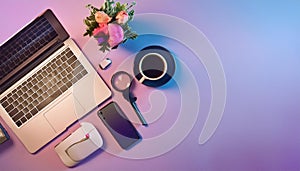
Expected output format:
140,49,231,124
134,45,176,87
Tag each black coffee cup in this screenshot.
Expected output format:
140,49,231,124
134,46,175,87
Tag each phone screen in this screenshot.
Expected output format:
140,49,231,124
98,102,141,149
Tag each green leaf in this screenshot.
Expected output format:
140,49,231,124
84,19,91,27
116,2,121,8
128,10,134,16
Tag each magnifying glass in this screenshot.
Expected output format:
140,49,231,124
111,71,148,126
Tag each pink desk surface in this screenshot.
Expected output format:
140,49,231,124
1,0,300,171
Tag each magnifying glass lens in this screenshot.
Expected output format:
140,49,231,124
112,72,131,91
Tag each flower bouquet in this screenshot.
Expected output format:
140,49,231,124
83,0,138,52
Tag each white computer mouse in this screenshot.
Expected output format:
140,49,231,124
54,122,103,167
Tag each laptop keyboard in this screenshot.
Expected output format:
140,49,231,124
0,47,88,127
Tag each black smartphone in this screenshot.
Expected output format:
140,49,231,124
97,102,142,150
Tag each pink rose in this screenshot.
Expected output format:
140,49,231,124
95,11,112,24
116,11,129,24
92,24,108,36
93,24,109,44
107,23,124,47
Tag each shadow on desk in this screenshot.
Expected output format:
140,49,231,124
77,148,105,167
0,139,14,154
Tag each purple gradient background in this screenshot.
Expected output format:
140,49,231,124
1,0,300,170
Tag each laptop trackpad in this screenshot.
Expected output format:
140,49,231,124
44,94,84,133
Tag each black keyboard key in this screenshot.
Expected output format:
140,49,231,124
46,67,52,73
12,111,24,122
23,93,28,99
67,74,73,80
23,108,29,114
27,89,34,95
21,86,28,92
56,74,63,81
36,74,43,80
41,77,49,84
27,97,33,103
81,70,88,76
7,97,13,103
47,89,54,95
76,73,83,81
12,94,18,99
12,89,17,94
41,71,47,77
60,85,68,92
12,101,18,107
17,97,24,104
32,93,38,99
57,81,63,88
74,65,84,75
8,108,18,117
37,96,44,102
32,85,38,92
0,97,7,103
30,108,38,116
37,89,43,95
41,93,48,100
66,81,72,88
66,51,73,58
6,93,12,99
71,61,80,69
27,82,33,87
25,114,32,120
56,59,62,65
23,100,28,107
41,86,47,92
62,77,68,84
21,117,27,123
16,90,22,96
61,63,69,69
66,66,72,73
61,70,67,77
28,104,34,110
37,81,44,87
16,121,22,127
61,55,67,62
32,78,38,84
6,104,14,112
32,100,39,106
1,101,9,108
16,104,23,111
67,56,76,65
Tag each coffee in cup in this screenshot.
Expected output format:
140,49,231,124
138,53,168,83
134,45,175,87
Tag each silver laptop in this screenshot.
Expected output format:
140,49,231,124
0,9,111,153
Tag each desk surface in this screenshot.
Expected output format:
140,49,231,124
1,0,300,171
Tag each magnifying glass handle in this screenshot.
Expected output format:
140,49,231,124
130,101,148,127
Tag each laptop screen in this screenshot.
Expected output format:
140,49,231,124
0,16,57,82
0,9,69,94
